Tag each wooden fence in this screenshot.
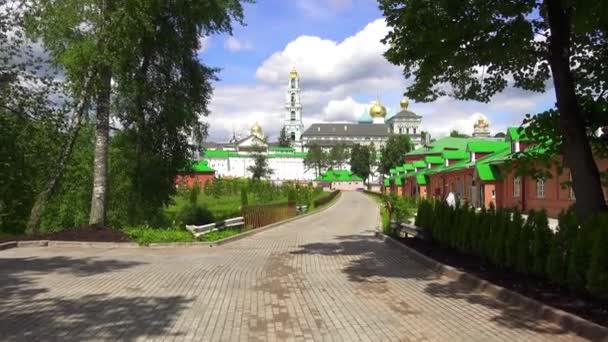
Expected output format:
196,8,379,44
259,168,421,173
241,202,297,229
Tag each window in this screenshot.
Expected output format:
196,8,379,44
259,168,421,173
291,111,296,121
413,128,416,134
491,189,496,199
536,179,545,198
291,94,296,106
513,176,521,197
406,127,410,134
291,79,295,88
290,132,296,141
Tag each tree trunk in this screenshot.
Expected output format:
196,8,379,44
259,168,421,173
26,76,94,234
545,0,607,216
88,65,111,226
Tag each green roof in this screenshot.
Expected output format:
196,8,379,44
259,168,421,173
412,160,427,168
442,150,468,160
467,140,509,153
407,137,474,156
384,178,390,186
416,174,428,185
395,177,402,186
389,168,397,175
507,127,529,142
402,164,415,171
191,160,215,173
476,163,499,181
317,169,362,182
424,155,444,165
395,166,405,173
203,149,231,158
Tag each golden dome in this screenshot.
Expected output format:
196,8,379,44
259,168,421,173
369,100,387,118
289,67,299,80
400,97,409,109
474,116,489,129
251,122,263,134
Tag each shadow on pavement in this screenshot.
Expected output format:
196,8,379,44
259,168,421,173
0,255,191,340
290,230,573,338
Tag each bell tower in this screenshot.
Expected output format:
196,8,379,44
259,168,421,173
284,67,304,147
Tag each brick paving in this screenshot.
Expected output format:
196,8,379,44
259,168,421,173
0,192,587,341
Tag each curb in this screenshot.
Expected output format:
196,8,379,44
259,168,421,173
0,192,342,251
209,191,342,247
375,232,608,341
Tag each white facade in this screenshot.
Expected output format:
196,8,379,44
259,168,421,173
206,156,316,181
284,68,304,147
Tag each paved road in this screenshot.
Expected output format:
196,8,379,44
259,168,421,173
0,192,586,341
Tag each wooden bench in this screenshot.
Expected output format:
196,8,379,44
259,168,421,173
186,216,244,238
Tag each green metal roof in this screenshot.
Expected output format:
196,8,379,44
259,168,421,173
270,146,295,152
507,127,530,142
442,150,468,160
192,160,215,173
407,137,474,156
203,149,231,158
424,155,444,165
416,174,428,185
402,164,415,171
476,163,499,181
395,166,405,173
467,140,509,153
384,178,390,186
317,169,362,182
412,160,427,168
389,168,397,175
394,177,403,186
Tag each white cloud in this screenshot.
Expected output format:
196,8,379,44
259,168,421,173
206,18,555,143
224,36,252,52
198,36,211,53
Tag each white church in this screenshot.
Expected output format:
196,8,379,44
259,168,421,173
201,68,427,182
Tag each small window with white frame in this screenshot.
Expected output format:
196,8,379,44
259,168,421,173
513,176,521,197
536,178,545,199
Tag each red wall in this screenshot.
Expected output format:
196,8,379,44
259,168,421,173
175,172,215,188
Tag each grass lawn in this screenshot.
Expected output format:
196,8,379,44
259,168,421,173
199,227,243,242
364,191,391,234
124,226,195,245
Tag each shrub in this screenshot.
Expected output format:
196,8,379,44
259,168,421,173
489,208,508,267
505,208,523,269
531,210,552,277
288,188,296,203
546,209,576,286
516,211,535,275
174,203,215,226
587,214,608,298
568,215,599,291
240,188,248,206
189,183,201,205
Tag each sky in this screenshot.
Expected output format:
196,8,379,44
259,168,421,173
199,0,556,142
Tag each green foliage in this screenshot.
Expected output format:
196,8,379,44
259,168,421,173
505,208,523,270
450,130,469,138
328,144,349,170
247,153,273,180
567,215,599,291
350,144,372,182
240,188,248,207
304,143,327,177
516,212,534,275
200,227,243,242
189,183,201,205
546,208,578,286
379,135,412,175
287,188,296,203
587,215,608,298
124,226,194,246
530,210,552,277
173,203,215,226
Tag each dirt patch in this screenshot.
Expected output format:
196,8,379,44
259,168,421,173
0,225,131,243
398,236,608,327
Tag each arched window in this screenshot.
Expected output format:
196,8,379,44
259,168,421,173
291,93,295,106
291,111,296,120
291,79,296,88
290,132,296,141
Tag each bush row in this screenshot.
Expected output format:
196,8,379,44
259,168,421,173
414,199,608,299
313,190,340,208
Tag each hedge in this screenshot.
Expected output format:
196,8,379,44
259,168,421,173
313,190,340,207
414,199,608,298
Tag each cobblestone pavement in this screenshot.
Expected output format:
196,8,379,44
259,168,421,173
0,192,587,341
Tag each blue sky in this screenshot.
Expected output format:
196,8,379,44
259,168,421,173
199,0,555,141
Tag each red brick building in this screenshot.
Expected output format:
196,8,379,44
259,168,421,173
175,160,216,189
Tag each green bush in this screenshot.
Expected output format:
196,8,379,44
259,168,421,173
531,210,552,277
515,211,535,275
240,188,248,206
567,214,599,291
505,208,523,269
587,214,608,298
124,226,194,245
546,208,577,286
174,203,215,226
